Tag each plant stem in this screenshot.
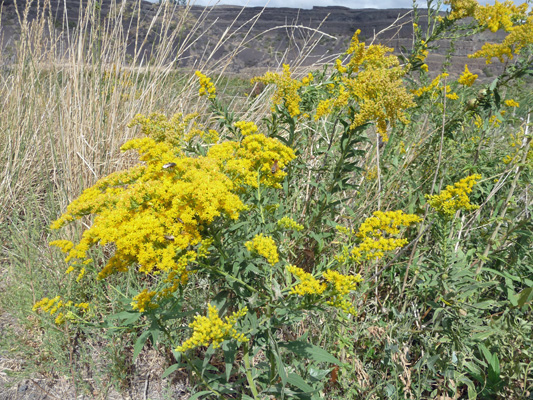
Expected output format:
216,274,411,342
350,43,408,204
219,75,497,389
243,343,260,399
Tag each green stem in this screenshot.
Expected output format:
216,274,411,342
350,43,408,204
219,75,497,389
201,262,258,294
243,343,260,399
182,353,222,397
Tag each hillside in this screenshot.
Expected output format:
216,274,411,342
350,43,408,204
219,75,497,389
0,0,507,77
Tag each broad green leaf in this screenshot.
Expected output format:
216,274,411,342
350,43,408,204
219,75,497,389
280,341,341,365
517,287,533,308
287,372,315,393
188,390,213,400
133,330,151,361
162,363,180,378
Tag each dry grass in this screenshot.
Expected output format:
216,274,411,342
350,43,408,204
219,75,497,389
0,0,338,226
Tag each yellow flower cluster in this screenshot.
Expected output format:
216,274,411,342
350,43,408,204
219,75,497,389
245,234,279,265
412,73,453,98
504,99,519,107
323,270,363,314
277,216,304,231
51,140,244,281
317,30,415,139
452,0,531,64
286,265,326,295
350,210,421,261
458,65,478,86
33,296,90,325
252,64,307,117
474,1,528,33
234,120,258,136
446,0,531,63
208,133,296,189
158,251,199,299
469,14,533,63
287,266,363,314
411,40,429,72
323,269,362,295
195,71,216,99
474,114,503,129
131,289,159,312
445,0,478,20
176,304,248,352
50,114,295,310
426,174,482,216
128,112,207,149
502,129,530,165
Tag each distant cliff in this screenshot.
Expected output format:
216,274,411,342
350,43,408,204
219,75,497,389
0,0,506,77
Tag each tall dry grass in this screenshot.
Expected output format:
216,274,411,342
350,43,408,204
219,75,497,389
0,0,327,224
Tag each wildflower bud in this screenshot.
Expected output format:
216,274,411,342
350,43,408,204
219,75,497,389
476,89,488,101
465,98,478,110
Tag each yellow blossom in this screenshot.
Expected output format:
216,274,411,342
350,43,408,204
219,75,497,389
234,120,258,136
195,71,216,99
324,30,415,136
426,174,482,217
252,64,303,117
445,0,478,20
287,265,326,295
277,216,304,231
208,133,296,190
76,268,86,282
469,14,533,63
505,99,519,107
412,73,449,97
474,1,528,33
131,289,159,312
176,304,248,352
323,270,362,295
351,210,421,261
458,65,478,86
245,234,279,265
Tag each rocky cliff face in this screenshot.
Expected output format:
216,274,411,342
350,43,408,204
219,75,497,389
0,0,506,77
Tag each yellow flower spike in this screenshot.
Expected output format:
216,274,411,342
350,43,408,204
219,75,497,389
131,289,159,313
351,210,421,261
445,0,479,20
245,234,279,266
458,65,478,86
234,121,259,136
176,304,248,352
287,265,327,296
195,71,216,99
426,174,482,217
76,268,86,283
505,99,519,107
252,64,303,117
277,216,304,231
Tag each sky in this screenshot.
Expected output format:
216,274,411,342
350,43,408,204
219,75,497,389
188,0,527,9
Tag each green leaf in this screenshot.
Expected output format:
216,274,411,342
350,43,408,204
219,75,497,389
188,390,213,400
517,287,533,308
223,342,237,382
162,363,180,378
106,311,141,325
287,372,315,393
133,330,151,361
279,341,341,365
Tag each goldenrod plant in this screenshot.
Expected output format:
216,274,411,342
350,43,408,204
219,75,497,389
1,0,532,398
